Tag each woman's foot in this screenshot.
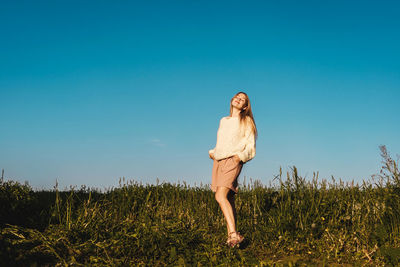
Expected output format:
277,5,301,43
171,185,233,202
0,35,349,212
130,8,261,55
226,231,244,248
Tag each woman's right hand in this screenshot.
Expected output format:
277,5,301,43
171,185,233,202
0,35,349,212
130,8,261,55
209,152,215,160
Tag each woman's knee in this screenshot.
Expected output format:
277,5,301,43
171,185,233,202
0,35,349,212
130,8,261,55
214,194,221,203
215,188,229,203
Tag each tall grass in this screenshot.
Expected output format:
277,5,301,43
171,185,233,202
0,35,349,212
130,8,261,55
1,146,400,266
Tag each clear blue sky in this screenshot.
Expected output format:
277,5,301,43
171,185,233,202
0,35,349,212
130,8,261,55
1,0,399,190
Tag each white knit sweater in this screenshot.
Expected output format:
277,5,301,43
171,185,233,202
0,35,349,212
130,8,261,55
209,116,256,163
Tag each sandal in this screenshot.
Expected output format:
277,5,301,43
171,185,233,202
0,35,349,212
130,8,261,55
226,231,244,248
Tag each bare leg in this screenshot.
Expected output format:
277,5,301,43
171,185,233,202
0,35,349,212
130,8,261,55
228,190,237,230
215,186,237,235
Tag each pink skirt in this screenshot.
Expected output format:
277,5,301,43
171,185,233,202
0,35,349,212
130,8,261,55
210,156,243,194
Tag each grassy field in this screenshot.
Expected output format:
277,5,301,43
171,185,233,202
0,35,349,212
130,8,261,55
1,146,400,266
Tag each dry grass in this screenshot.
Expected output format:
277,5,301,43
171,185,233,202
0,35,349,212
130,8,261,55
1,145,400,266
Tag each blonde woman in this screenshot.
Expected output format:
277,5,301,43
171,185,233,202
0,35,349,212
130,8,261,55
209,92,257,248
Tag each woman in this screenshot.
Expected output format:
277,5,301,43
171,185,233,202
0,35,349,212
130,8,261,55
209,91,257,248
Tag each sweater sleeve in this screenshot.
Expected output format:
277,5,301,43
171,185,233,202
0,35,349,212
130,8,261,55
209,118,223,156
237,125,256,163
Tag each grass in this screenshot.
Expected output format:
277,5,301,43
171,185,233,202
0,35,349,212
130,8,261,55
1,145,400,266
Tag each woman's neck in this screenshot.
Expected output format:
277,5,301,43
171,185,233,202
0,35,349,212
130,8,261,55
231,108,241,117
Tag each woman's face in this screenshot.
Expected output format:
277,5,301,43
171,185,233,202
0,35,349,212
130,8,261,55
231,93,247,110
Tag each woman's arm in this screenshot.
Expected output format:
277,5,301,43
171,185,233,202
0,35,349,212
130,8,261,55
236,126,256,163
209,118,223,160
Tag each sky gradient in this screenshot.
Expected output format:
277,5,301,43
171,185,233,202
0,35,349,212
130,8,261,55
1,0,399,190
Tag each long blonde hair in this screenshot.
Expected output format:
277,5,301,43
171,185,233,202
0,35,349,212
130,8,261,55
229,91,258,140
